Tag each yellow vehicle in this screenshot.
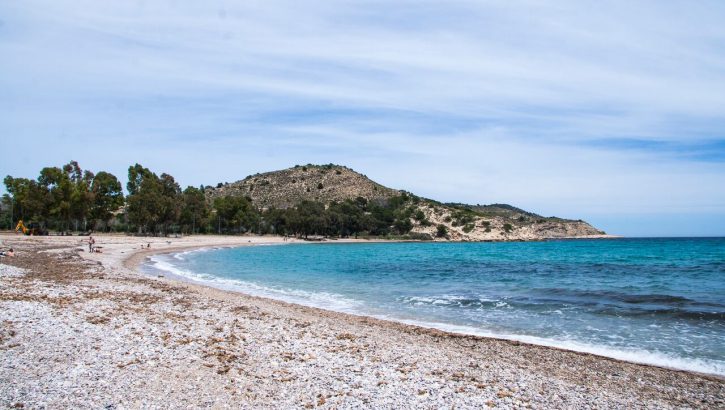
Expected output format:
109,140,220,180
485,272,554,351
15,220,48,236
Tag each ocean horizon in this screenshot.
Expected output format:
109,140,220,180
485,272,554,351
144,237,725,376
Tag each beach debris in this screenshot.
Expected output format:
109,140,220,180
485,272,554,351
336,332,356,341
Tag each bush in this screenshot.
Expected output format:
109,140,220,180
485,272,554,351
407,232,433,241
436,224,448,238
463,223,474,233
503,223,513,232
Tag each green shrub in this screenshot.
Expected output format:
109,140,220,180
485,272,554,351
503,223,513,232
436,224,448,238
463,223,475,233
407,232,433,241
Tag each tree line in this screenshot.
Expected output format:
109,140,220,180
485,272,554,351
1,161,423,238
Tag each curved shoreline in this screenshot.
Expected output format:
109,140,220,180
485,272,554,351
2,233,723,408
125,238,724,380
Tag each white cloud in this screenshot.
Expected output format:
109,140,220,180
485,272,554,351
1,0,724,235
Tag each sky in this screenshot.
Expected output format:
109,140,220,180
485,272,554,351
1,1,724,236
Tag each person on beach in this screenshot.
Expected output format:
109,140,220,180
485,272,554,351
88,236,95,253
0,248,15,257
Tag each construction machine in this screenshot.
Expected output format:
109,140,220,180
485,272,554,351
15,220,48,236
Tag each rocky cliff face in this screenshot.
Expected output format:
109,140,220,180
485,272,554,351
409,203,605,241
207,164,608,241
207,164,398,209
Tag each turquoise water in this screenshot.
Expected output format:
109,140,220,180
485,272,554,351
146,238,725,375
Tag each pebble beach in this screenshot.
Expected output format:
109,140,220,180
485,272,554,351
1,233,723,409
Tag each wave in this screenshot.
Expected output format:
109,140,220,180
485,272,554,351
148,254,362,313
401,293,725,322
537,288,702,305
593,306,725,321
144,253,725,377
381,317,725,376
171,247,215,261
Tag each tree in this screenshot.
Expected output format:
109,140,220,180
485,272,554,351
3,176,48,224
213,196,258,234
289,200,327,238
158,173,182,233
38,166,73,229
180,186,208,234
36,161,96,231
436,224,448,238
127,163,152,196
126,164,165,234
90,171,124,230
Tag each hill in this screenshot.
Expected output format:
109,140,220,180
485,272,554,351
207,164,398,209
206,164,607,241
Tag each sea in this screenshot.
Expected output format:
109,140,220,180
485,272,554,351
143,238,725,376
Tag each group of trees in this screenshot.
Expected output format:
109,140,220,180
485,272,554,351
2,161,124,232
1,161,422,238
258,195,417,238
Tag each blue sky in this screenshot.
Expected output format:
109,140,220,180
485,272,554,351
1,1,724,236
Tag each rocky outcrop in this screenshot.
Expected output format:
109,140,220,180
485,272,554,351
408,203,605,241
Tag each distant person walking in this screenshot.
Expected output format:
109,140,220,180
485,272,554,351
88,236,95,253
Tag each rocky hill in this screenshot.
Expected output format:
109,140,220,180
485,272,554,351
206,164,608,241
207,164,398,209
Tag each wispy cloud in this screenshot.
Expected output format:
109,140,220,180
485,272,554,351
1,0,724,235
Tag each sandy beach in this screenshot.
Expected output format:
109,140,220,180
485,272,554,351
1,233,723,409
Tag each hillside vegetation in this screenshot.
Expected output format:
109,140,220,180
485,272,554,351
2,161,605,240
206,164,606,241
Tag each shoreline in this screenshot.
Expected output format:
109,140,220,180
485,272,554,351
2,233,723,408
134,240,723,379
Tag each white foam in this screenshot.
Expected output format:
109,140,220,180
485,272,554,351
145,254,725,377
148,254,362,313
378,317,725,376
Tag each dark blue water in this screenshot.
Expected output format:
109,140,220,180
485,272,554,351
146,238,725,375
